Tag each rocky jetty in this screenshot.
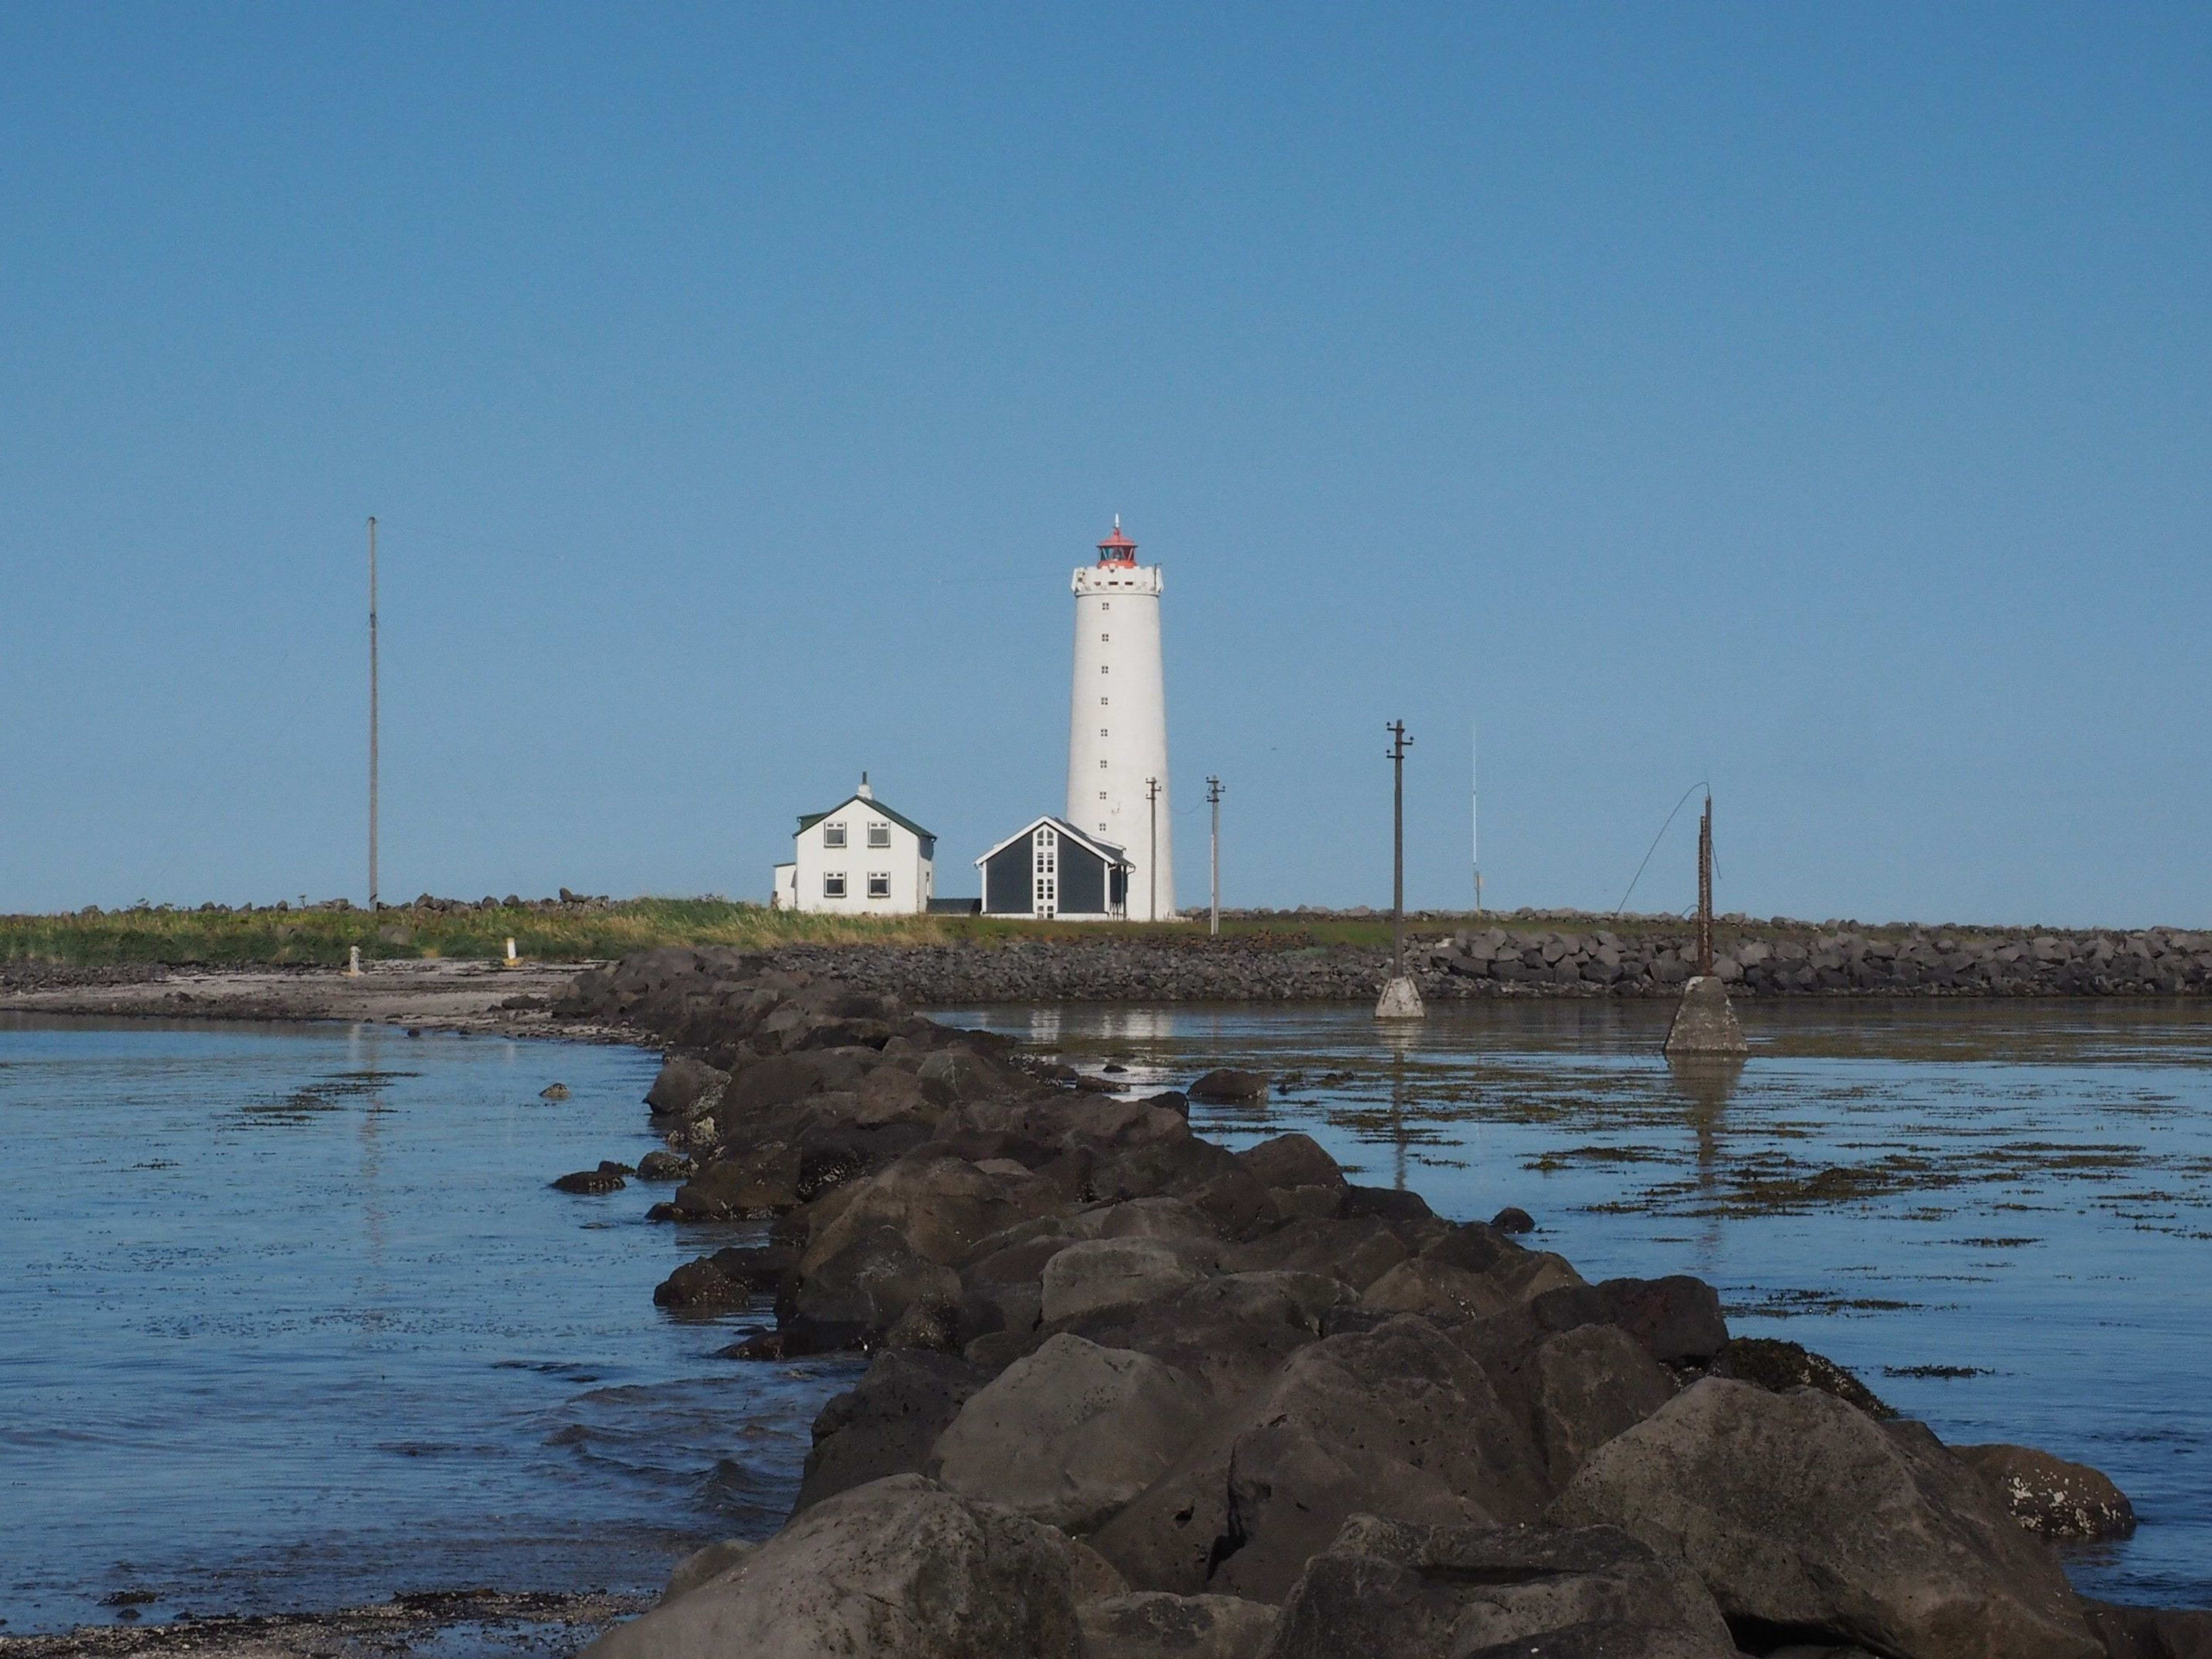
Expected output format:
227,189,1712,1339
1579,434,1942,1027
555,948,2205,1658
759,921,2212,1005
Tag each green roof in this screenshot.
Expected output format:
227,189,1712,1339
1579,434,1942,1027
797,794,937,842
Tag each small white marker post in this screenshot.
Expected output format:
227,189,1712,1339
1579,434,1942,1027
347,945,362,977
505,937,519,968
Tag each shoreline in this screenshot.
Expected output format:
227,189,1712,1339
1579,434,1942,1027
0,1589,646,1659
0,959,627,1041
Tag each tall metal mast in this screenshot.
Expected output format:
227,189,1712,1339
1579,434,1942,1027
1696,793,1714,977
1206,775,1223,937
368,516,379,910
1387,720,1412,980
1471,719,1481,916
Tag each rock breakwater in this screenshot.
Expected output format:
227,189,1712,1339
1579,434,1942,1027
759,921,2212,1005
553,948,2202,1658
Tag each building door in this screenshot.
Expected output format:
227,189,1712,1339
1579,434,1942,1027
1032,827,1058,919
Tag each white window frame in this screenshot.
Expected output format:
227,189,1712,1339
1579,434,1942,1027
866,821,890,849
866,872,891,899
823,822,847,849
822,872,847,898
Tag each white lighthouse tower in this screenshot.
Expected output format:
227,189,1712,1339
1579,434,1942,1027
1067,517,1176,920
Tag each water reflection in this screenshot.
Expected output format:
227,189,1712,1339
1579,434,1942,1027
937,997,2212,1608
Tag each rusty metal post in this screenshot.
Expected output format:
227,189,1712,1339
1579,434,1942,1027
1697,795,1713,977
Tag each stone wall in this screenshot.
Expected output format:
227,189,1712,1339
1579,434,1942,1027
764,924,2212,1005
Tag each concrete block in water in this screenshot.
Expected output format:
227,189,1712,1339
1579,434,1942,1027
1664,975,1747,1055
1375,976,1426,1018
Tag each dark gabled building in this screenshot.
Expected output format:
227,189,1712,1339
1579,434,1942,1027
975,817,1129,921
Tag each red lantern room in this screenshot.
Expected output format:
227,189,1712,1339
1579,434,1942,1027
1096,515,1138,566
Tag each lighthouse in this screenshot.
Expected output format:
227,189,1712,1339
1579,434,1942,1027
1067,517,1176,920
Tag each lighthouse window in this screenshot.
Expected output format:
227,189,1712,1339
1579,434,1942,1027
1100,664,1109,675
1099,791,1108,800
1100,602,1111,611
822,873,847,899
1100,632,1110,642
866,873,891,899
1099,728,1109,737
1099,822,1108,832
1100,696,1109,706
823,823,846,849
1099,759,1108,768
866,822,890,848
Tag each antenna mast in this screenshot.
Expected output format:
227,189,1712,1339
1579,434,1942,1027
1471,719,1481,916
368,515,379,910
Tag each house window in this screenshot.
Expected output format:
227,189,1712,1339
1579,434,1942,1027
823,823,846,848
867,873,891,899
866,821,889,848
823,872,847,898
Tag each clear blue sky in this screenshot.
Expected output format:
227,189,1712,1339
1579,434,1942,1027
2,5,2205,926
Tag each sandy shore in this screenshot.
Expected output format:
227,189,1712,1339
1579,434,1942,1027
0,959,625,1041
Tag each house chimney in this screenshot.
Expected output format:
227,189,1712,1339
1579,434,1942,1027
857,771,873,800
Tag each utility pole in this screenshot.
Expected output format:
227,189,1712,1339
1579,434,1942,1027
1377,721,1423,1017
1206,775,1223,937
1696,793,1714,977
1146,777,1161,923
367,516,379,910
1387,721,1411,978
1471,720,1481,917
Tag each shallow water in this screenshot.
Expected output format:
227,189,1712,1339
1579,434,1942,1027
7,1003,2207,1637
0,1017,857,1638
944,998,2212,1609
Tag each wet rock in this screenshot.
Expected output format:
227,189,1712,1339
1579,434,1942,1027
1189,1069,1268,1103
1532,1323,1678,1486
1090,1315,1547,1602
645,1056,728,1119
933,1334,1211,1533
1220,1216,1411,1294
2078,1599,2212,1659
551,1167,624,1194
582,1474,1081,1659
1535,1275,1729,1366
1078,1590,1277,1658
804,1155,1061,1275
724,1054,829,1118
1551,1377,2100,1659
637,1150,696,1181
790,1224,962,1341
540,1082,571,1100
919,1047,1014,1106
797,1350,988,1513
660,1539,753,1602
1266,1516,1733,1659
1707,1337,1891,1417
1044,1238,1211,1324
1491,1206,1535,1234
1955,1443,2137,1539
1234,1134,1344,1192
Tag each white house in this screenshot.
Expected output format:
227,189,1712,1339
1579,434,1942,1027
976,816,1129,921
773,776,937,914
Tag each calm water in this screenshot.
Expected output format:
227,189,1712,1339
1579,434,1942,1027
5,1004,2207,1637
0,1017,858,1637
948,998,2212,1609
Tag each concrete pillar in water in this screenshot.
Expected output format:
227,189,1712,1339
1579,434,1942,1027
1376,975,1426,1018
1665,974,1748,1055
